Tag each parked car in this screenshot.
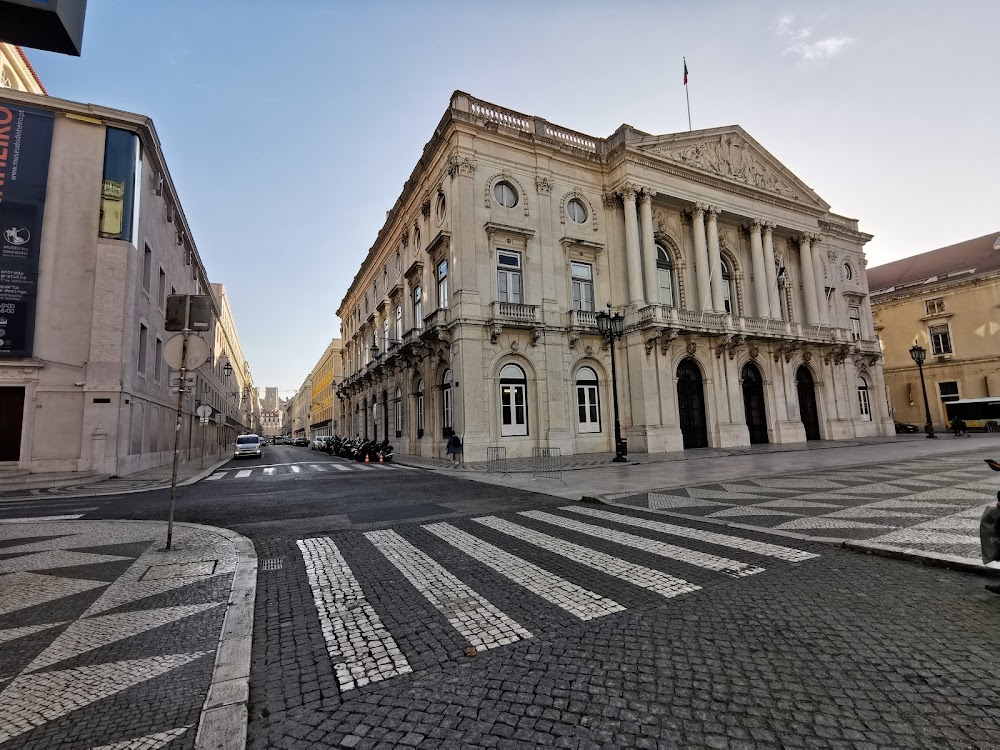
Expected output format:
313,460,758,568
294,437,309,446
234,434,264,458
894,421,921,434
312,436,332,451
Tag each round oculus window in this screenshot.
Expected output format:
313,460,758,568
493,181,518,209
436,193,447,221
843,263,853,280
566,198,587,223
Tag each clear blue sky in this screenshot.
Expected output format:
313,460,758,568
28,0,1000,396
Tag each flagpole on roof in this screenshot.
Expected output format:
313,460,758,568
683,57,692,132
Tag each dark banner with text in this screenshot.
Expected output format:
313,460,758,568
0,101,54,358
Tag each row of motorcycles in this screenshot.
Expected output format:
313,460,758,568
325,435,394,463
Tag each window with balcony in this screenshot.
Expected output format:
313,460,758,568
498,251,523,304
721,258,735,315
576,366,601,433
929,325,953,355
499,363,528,437
442,368,454,437
395,305,403,341
413,285,423,327
848,305,862,340
857,375,872,422
656,246,676,307
571,262,595,312
437,259,448,308
394,387,402,438
925,297,946,316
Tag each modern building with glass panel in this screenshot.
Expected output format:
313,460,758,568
335,92,891,460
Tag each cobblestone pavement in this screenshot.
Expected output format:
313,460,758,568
606,450,1000,562
0,520,238,750
248,503,1000,749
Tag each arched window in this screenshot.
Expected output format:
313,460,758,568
415,378,425,438
721,257,735,315
576,366,601,433
857,375,872,422
656,245,676,308
442,368,454,437
499,363,528,437
394,387,402,438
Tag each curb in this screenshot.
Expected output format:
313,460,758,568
181,521,257,750
600,500,1000,578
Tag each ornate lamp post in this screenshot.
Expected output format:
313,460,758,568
909,342,936,439
596,308,627,462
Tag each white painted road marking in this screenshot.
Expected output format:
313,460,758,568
474,516,700,600
206,473,226,481
564,505,819,563
424,522,624,620
263,468,276,475
290,466,301,474
366,529,532,650
521,510,766,578
297,537,411,691
331,464,351,472
235,470,252,479
0,514,85,523
310,464,326,471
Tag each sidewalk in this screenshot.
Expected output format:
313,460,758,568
422,434,1000,575
0,455,231,501
0,518,256,750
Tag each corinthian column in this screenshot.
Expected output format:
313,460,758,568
706,206,725,313
747,219,769,319
621,184,645,305
762,221,780,318
691,204,711,311
639,189,658,304
798,235,819,324
812,236,827,323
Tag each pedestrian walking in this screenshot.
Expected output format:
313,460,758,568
446,433,463,465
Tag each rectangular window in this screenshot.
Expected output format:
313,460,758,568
416,393,425,436
938,381,960,403
158,269,166,309
497,251,523,304
413,286,423,328
858,387,872,422
925,297,946,316
571,262,595,312
577,384,601,433
154,338,163,382
100,127,140,242
929,325,953,355
848,305,862,340
499,383,528,437
395,397,402,438
395,305,403,341
137,323,148,374
442,386,453,435
142,245,152,293
437,260,448,308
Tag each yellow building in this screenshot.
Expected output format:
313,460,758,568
869,231,1000,431
0,43,46,95
309,339,343,438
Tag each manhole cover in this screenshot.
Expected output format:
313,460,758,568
141,560,218,580
261,557,283,571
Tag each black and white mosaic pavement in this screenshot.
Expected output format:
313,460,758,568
608,450,1000,561
0,520,236,750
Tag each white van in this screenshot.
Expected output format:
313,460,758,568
234,434,263,459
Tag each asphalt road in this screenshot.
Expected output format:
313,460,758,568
4,445,1000,749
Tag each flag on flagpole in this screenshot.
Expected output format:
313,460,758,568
683,58,689,86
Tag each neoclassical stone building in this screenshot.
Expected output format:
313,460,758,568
335,92,891,460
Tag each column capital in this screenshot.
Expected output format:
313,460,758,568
808,232,822,244
601,191,619,209
619,183,639,202
761,220,776,233
638,187,656,205
691,202,708,217
797,234,812,248
705,205,720,220
743,218,763,233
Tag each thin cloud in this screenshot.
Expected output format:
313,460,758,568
776,15,854,60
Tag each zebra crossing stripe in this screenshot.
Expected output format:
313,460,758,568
296,537,411,691
563,506,818,563
424,523,624,620
330,464,351,472
474,516,699,600
290,466,301,474
371,464,390,470
310,464,326,471
206,473,225,481
365,530,532,650
263,468,276,476
235,470,252,479
356,465,375,471
521,511,765,578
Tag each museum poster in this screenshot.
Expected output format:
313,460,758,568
0,101,54,358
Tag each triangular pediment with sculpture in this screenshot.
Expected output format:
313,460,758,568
633,126,830,210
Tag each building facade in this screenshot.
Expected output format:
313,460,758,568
335,92,891,461
290,376,312,440
0,89,254,478
869,232,1000,430
309,338,343,438
260,409,283,438
0,43,45,95
262,386,280,412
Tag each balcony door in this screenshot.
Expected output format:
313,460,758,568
0,387,24,462
741,363,768,444
676,359,708,449
796,366,821,440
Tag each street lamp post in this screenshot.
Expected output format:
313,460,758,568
596,308,627,463
909,343,936,439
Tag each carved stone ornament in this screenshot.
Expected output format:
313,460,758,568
530,327,543,346
748,345,759,360
659,327,679,356
568,330,581,348
601,191,618,210
535,176,553,195
686,340,697,356
713,335,733,359
490,324,503,345
510,340,519,352
447,154,476,179
802,351,812,363
645,332,660,355
727,335,745,360
420,199,431,218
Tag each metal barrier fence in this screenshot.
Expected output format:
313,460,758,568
486,446,510,477
531,447,565,483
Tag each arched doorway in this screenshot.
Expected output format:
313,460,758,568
796,366,821,440
676,358,708,449
742,363,768,444
381,389,389,440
